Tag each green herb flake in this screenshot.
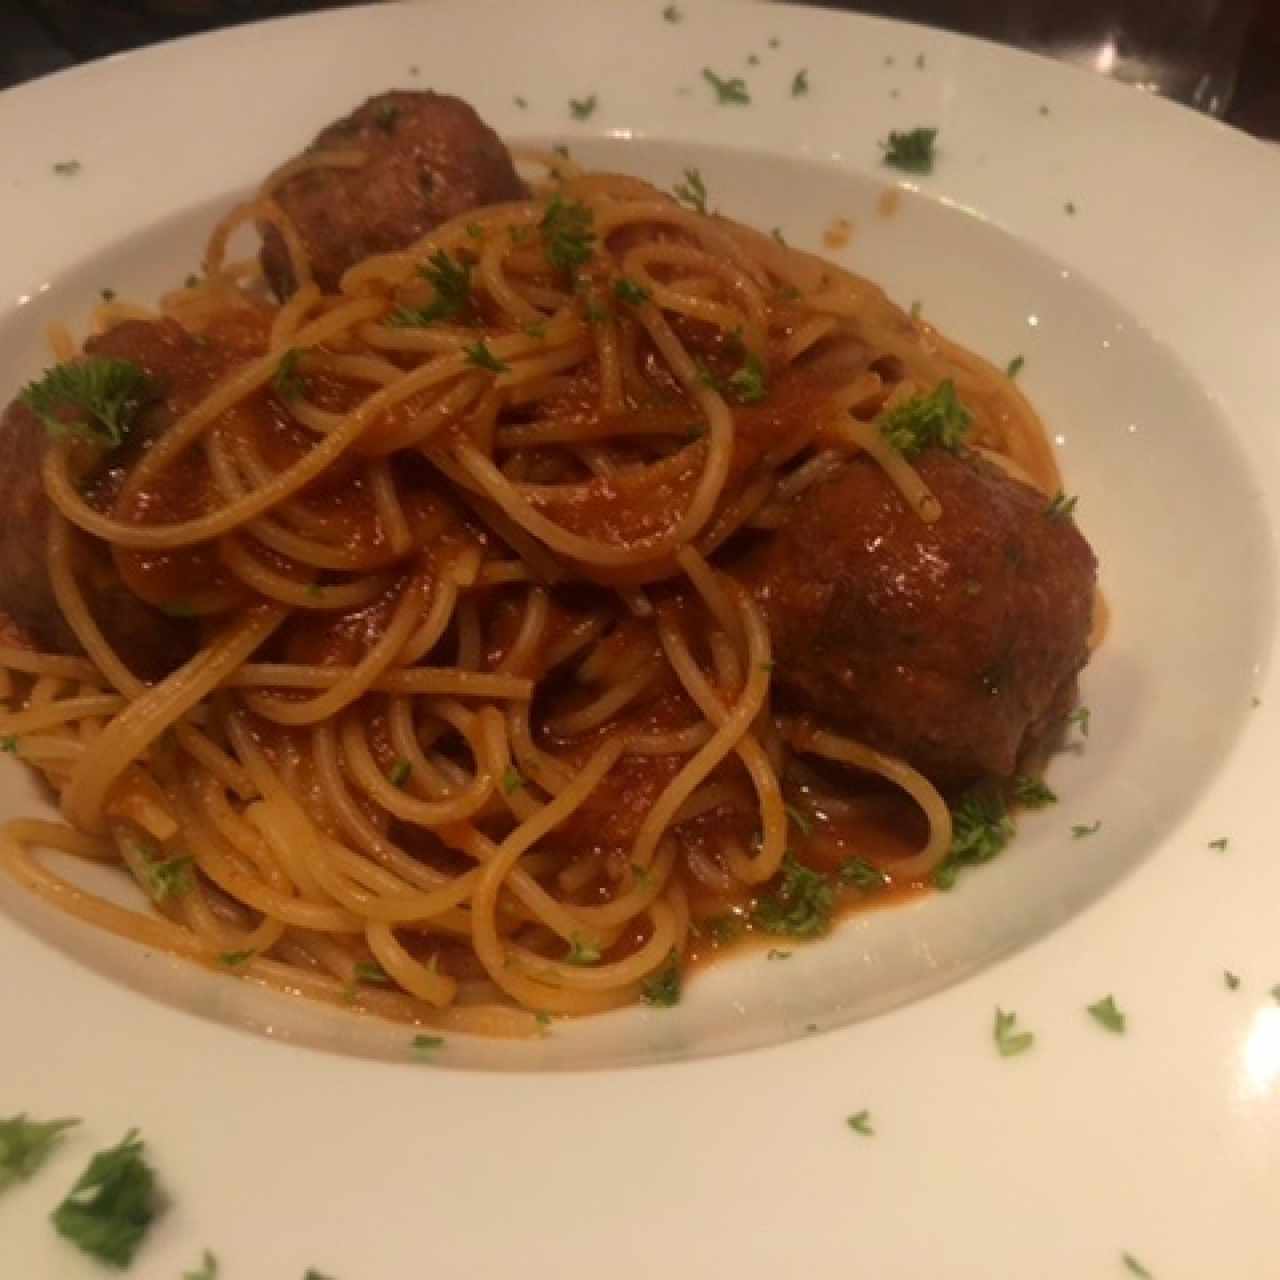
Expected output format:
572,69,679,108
272,348,304,401
218,949,254,968
838,858,889,891
1044,491,1078,521
1087,994,1126,1033
614,277,652,306
630,862,652,887
752,853,834,938
523,321,549,340
1013,776,1057,809
702,67,751,105
915,53,926,69
769,36,781,49
1271,984,1280,1005
20,357,156,448
935,787,1013,889
51,1128,159,1268
726,351,768,403
1208,837,1229,852
353,961,391,987
502,765,525,795
142,854,194,903
881,127,938,174
1066,705,1091,737
184,1249,220,1280
642,954,682,1007
0,1115,80,1194
662,3,681,21
1006,354,1025,378
747,54,760,66
993,1006,1035,1057
565,933,601,966
846,1110,874,1136
569,94,598,120
878,378,972,458
53,160,81,177
1122,1254,1153,1279
791,69,810,97
303,1271,337,1280
0,736,18,754
767,948,792,960
784,803,814,838
1072,820,1101,839
1224,970,1241,990
1039,104,1050,116
673,167,708,214
375,103,399,133
539,194,596,274
305,583,325,600
411,1034,445,1058
100,288,116,303
387,758,412,788
465,221,486,241
389,249,473,328
1065,200,1078,215
463,342,511,375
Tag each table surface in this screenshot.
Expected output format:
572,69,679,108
2,0,1278,138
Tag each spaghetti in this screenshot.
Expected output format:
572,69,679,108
0,146,1078,1038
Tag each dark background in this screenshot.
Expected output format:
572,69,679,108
2,1,1277,136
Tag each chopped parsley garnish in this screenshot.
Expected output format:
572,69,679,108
934,786,1013,889
218,949,253,968
523,321,548,339
662,3,681,20
535,1011,553,1030
993,1006,1035,1057
791,69,810,97
0,1115,79,1193
1006,354,1025,378
353,961,391,986
909,299,922,320
747,53,759,66
53,160,81,177
784,803,813,838
631,862,652,887
539,194,596,273
878,378,972,458
726,351,768,403
838,858,889,891
1088,994,1126,1033
514,95,528,109
583,299,609,326
614,277,651,306
0,736,18,754
184,1249,219,1279
502,766,525,795
642,954,682,1006
1066,706,1091,737
1224,970,1241,990
100,288,116,303
702,68,751,105
465,220,486,240
411,1034,445,1057
881,127,938,174
566,933,601,966
752,853,834,938
1072,820,1101,839
20,357,155,448
1271,984,1280,1005
673,167,708,214
1044,491,1078,521
767,949,792,960
51,1128,159,1268
142,854,193,903
1208,837,1229,851
387,758,411,788
1122,1254,1153,1279
1012,776,1057,809
390,250,473,327
846,1110,874,1136
272,348,304,401
375,103,399,132
569,94,598,120
463,342,510,374
303,1271,336,1280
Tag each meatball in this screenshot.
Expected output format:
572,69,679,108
743,449,1097,787
0,318,247,679
260,90,527,297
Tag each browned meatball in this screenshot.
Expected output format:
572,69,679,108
260,90,527,297
744,449,1097,787
0,317,253,679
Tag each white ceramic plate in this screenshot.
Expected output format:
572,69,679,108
3,2,1279,1274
